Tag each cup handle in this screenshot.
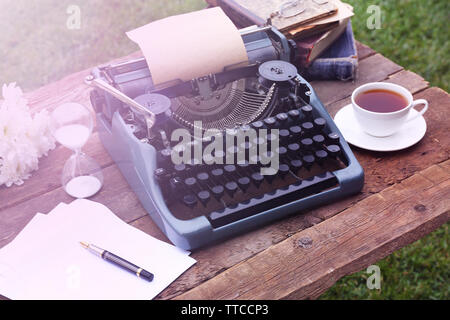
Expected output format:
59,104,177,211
405,99,428,123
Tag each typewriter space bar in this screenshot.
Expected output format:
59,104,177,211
208,172,338,228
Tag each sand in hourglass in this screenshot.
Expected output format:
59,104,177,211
54,124,90,149
54,124,102,198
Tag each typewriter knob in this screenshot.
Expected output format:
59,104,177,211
258,60,298,92
258,60,298,83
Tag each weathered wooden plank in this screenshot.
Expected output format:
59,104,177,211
312,53,403,106
356,41,376,61
175,162,450,300
414,87,450,152
0,164,147,248
0,39,446,301
1,77,443,301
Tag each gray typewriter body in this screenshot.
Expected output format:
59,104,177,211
88,26,364,250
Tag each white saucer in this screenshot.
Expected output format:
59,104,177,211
334,104,427,152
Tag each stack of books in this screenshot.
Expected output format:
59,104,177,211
209,0,358,81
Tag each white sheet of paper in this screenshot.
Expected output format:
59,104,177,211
0,203,68,258
0,200,196,300
127,7,248,85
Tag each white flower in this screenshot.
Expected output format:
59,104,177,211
0,83,56,187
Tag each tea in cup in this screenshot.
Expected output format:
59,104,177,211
351,82,428,137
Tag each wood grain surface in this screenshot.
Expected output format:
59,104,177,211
0,39,449,300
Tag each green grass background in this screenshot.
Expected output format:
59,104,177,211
0,0,448,299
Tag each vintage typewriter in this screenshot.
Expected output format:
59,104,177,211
86,25,364,250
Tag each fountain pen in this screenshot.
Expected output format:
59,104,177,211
80,242,154,282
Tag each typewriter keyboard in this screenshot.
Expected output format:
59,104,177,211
153,106,347,227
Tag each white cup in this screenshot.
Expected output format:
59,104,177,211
351,82,428,137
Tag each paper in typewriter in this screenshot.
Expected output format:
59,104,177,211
127,7,248,85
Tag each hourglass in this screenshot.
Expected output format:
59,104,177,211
51,103,103,198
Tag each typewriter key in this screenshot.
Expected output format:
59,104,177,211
197,191,211,207
170,177,184,196
154,168,168,182
289,125,302,137
224,165,237,180
197,172,209,183
279,164,290,179
158,149,172,167
279,129,290,141
264,117,277,128
301,138,314,151
288,143,300,154
211,185,225,201
174,164,187,178
237,160,250,170
251,172,264,188
301,105,313,120
275,146,288,158
252,136,265,146
225,182,239,197
327,132,340,144
288,109,301,122
326,145,341,158
183,194,198,208
251,121,264,130
267,132,278,143
237,177,251,192
301,122,314,135
154,168,170,195
315,150,328,165
313,134,325,147
211,168,224,184
239,141,252,151
314,118,326,131
276,113,289,124
290,159,303,172
303,155,315,169
184,177,197,189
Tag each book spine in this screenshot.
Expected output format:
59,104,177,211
217,0,266,28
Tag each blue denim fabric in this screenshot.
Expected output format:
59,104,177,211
302,21,358,82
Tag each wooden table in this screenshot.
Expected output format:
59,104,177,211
0,40,449,300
